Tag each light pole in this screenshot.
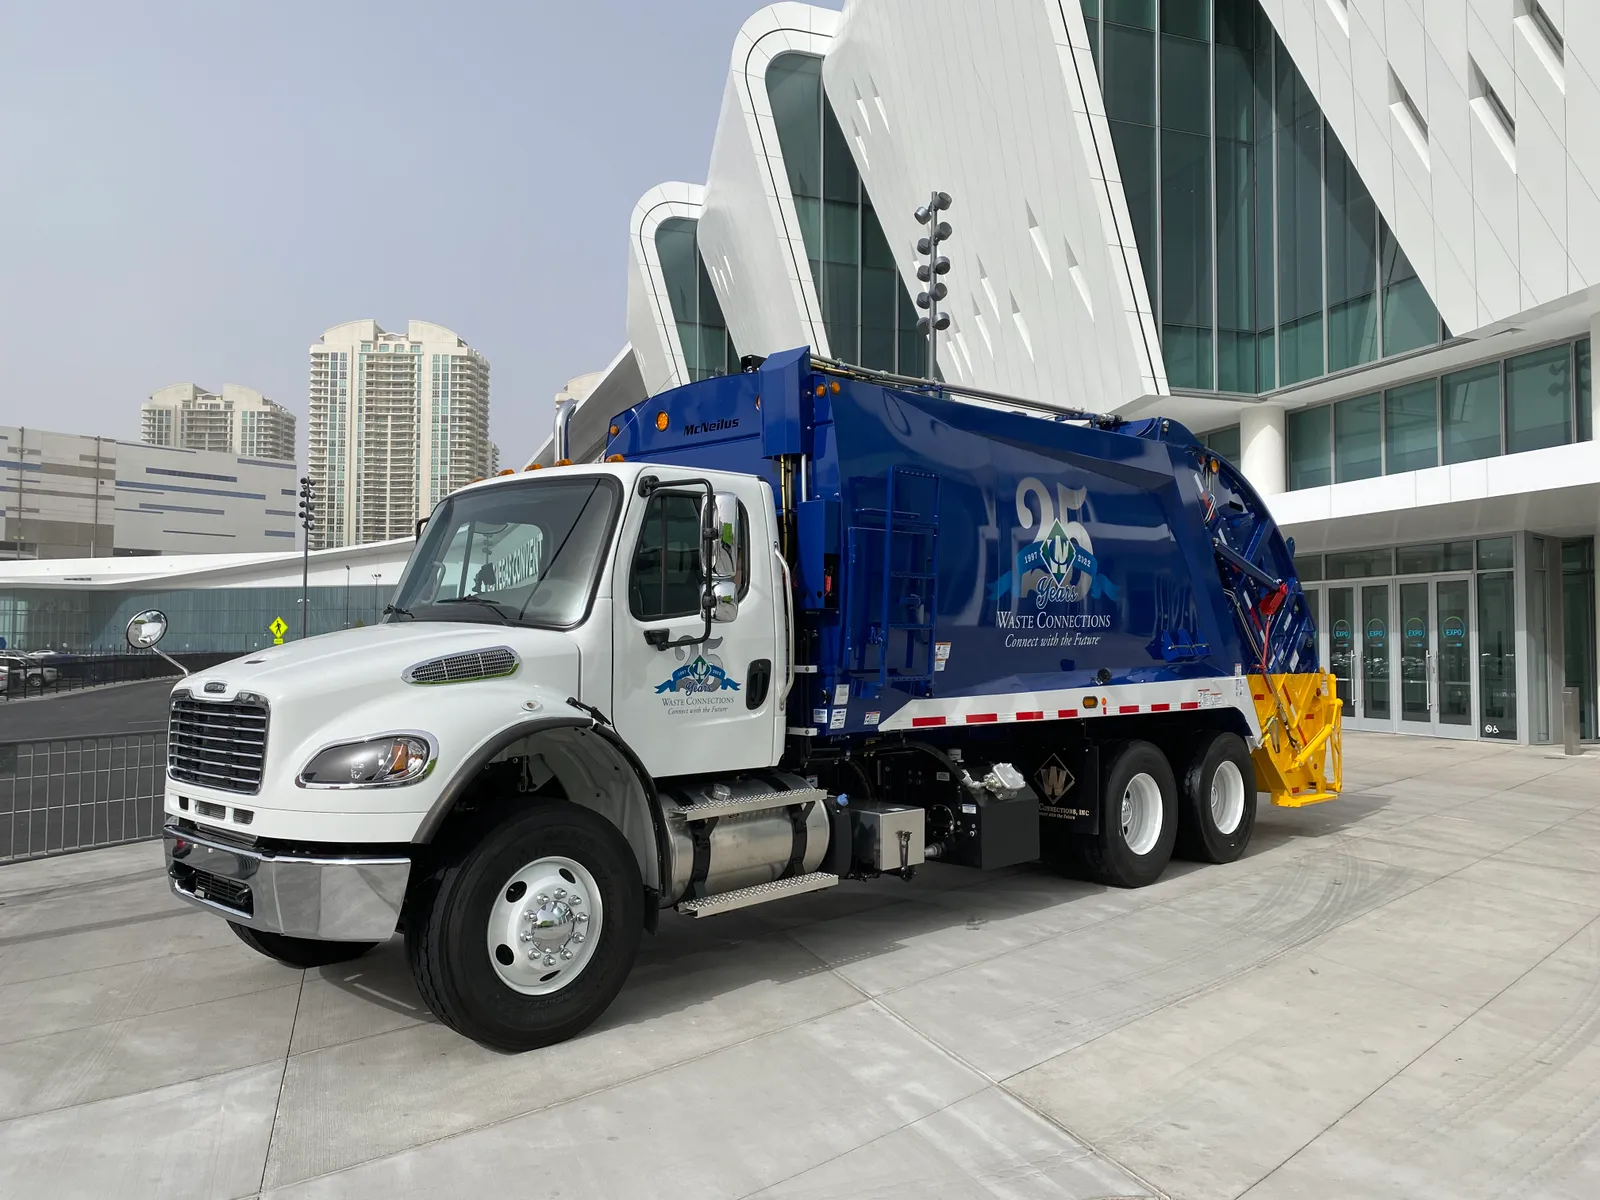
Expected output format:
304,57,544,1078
372,573,382,624
297,476,315,639
343,564,350,629
914,190,953,379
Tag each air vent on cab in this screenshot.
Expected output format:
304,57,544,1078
402,646,520,685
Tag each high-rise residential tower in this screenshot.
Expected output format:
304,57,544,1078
307,319,491,549
141,383,295,462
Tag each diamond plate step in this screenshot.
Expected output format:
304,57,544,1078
673,786,825,821
677,872,840,917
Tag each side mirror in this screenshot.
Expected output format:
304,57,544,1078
700,492,742,581
125,609,169,650
708,580,739,623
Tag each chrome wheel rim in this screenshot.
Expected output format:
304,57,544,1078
1119,772,1163,857
486,855,604,995
1210,760,1246,835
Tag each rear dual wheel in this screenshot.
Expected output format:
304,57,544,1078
1174,732,1256,864
1054,739,1178,888
1050,731,1256,887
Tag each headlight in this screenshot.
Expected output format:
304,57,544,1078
299,735,433,787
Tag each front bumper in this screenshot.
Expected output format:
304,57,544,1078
163,823,411,942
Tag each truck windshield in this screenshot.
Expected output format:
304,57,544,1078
389,476,620,629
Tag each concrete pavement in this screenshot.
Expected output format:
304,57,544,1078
0,731,1597,1199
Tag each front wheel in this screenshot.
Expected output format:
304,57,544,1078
406,802,643,1051
228,922,377,968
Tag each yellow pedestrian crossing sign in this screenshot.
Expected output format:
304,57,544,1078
270,617,287,644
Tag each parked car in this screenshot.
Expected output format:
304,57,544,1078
0,652,58,690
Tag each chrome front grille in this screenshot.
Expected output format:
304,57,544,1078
168,693,268,794
402,645,519,685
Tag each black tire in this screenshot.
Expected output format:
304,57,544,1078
1174,731,1257,864
228,922,377,968
406,802,643,1052
1054,739,1177,888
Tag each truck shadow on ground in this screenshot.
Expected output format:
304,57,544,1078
313,790,1395,1050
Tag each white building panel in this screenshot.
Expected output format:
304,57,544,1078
822,0,1164,410
1266,0,1600,335
698,4,839,361
626,183,707,397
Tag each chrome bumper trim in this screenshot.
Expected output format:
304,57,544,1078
163,823,410,942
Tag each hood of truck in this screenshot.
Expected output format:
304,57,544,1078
182,621,579,706
168,622,585,820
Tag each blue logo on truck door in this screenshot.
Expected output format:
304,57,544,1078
655,654,740,696
655,644,741,716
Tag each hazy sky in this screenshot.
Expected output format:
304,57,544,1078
0,0,836,464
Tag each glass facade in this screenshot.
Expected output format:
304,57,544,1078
1286,405,1331,489
1478,570,1517,739
1201,424,1241,464
1083,0,1442,393
654,217,738,382
1301,532,1600,744
1281,338,1594,490
766,54,927,375
0,587,393,654
1565,538,1597,741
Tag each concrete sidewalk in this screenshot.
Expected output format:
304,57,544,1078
1,732,1597,1199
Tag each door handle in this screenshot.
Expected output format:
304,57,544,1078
1426,648,1435,712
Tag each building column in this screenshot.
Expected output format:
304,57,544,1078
1239,405,1286,496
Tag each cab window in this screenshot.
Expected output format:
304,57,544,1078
629,493,749,620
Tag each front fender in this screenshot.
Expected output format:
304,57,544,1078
411,710,668,910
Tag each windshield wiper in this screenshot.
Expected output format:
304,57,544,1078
383,603,414,620
436,594,515,623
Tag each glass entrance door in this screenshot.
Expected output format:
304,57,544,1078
1359,583,1393,730
1398,576,1475,738
1331,583,1394,730
1327,586,1355,716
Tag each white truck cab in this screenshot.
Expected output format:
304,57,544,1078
155,462,801,1049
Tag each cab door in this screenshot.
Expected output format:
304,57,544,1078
610,476,782,778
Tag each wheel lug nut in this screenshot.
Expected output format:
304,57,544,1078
561,949,574,960
573,932,585,943
576,912,588,922
570,895,582,906
520,931,533,943
543,954,556,967
554,888,566,900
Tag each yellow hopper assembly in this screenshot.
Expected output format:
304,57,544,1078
1248,671,1342,807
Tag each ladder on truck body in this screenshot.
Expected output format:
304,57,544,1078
842,466,941,700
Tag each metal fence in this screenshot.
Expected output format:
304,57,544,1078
0,651,185,702
0,733,167,864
